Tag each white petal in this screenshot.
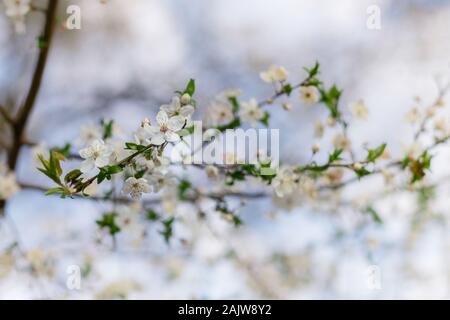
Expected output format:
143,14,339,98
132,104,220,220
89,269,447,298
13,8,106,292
95,155,110,168
180,105,195,117
165,131,180,142
161,104,176,115
144,125,161,136
79,148,92,159
151,134,165,145
168,115,185,132
156,110,169,126
80,160,95,173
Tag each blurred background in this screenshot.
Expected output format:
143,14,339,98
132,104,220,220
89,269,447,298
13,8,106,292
1,0,450,299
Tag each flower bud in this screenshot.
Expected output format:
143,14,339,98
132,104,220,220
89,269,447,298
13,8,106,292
352,162,363,171
312,143,320,154
205,165,219,179
181,93,191,105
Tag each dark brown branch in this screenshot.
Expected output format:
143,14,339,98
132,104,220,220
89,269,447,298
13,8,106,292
7,0,58,171
0,105,15,125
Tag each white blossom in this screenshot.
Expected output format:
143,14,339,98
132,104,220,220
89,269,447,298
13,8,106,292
239,98,264,127
406,107,420,124
79,124,103,146
79,139,113,173
160,96,194,119
115,203,142,231
3,0,30,34
299,86,320,104
205,101,234,127
349,100,369,120
0,164,20,200
272,167,299,198
205,165,219,179
145,111,185,145
314,120,324,138
147,171,176,193
122,177,150,200
333,134,351,150
260,65,289,83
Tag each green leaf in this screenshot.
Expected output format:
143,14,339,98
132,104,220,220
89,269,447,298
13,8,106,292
366,143,387,163
146,209,160,221
159,217,175,244
217,117,241,132
328,149,343,163
106,165,123,174
177,179,192,200
38,36,48,49
303,61,320,78
260,111,270,127
45,187,65,196
365,206,383,224
354,167,371,178
100,119,114,140
97,170,107,184
229,96,240,113
64,169,82,184
184,79,195,96
52,143,72,158
282,83,292,96
96,213,121,236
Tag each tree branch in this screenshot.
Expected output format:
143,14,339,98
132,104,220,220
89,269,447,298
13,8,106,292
7,0,58,171
0,105,15,125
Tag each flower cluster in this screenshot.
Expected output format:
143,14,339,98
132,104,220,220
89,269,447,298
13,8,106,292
33,62,450,245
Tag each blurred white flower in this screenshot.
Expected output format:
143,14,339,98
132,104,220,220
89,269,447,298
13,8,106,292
115,204,140,231
147,171,176,193
145,111,184,145
109,140,133,163
205,101,234,127
217,89,242,100
314,120,324,138
404,142,422,158
79,124,103,146
0,164,19,200
299,86,320,104
434,118,449,136
312,143,320,154
3,0,30,34
405,107,420,124
205,165,219,179
122,177,150,200
333,134,351,151
272,167,299,198
260,65,288,83
349,100,368,120
160,96,194,119
239,98,264,127
79,139,113,173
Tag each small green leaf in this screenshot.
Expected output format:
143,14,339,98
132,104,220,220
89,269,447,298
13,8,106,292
96,213,121,236
328,149,343,163
146,209,160,221
365,206,383,224
159,217,175,244
260,111,270,127
184,79,195,96
366,143,387,163
282,83,292,96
